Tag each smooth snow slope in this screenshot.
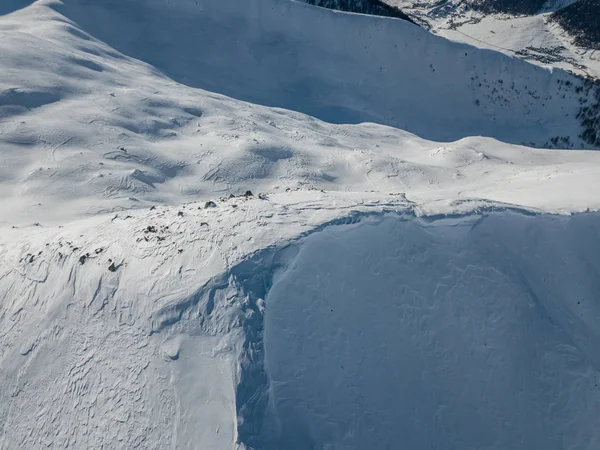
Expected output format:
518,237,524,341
259,212,600,449
5,0,600,148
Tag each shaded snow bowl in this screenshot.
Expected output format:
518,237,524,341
238,211,600,449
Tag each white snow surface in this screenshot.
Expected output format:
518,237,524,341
0,191,410,449
2,194,600,449
1,0,600,449
1,0,600,226
387,0,600,78
262,212,600,449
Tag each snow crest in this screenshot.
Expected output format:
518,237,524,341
3,194,600,449
1,0,600,448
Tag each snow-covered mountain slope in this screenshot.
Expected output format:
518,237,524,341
0,192,411,449
2,194,600,449
1,0,600,228
2,0,600,449
3,0,600,156
260,211,600,449
387,0,600,77
551,0,600,50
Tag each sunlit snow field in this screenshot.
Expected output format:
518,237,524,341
1,0,600,448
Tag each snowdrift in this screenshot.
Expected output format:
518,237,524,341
253,211,600,449
33,0,600,147
1,1,600,448
1,195,600,449
2,1,600,226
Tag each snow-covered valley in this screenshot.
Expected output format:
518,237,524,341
1,0,600,449
386,0,600,79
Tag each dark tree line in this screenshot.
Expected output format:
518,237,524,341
551,0,600,50
304,0,417,24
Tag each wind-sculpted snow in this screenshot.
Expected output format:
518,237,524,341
0,0,598,154
2,193,600,449
1,1,600,448
46,0,598,147
1,1,600,227
0,192,411,449
255,211,600,449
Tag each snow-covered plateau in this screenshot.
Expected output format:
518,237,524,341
1,0,600,449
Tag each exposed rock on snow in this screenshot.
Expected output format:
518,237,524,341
2,193,600,449
1,0,600,449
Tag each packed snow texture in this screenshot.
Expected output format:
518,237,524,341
3,196,600,449
0,193,412,449
1,0,600,449
2,0,600,227
258,212,600,449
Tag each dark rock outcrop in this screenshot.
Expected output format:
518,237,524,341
304,0,417,24
466,0,547,15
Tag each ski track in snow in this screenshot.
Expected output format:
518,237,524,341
1,0,600,227
1,0,600,448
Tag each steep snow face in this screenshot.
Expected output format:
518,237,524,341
0,192,411,450
255,211,600,450
0,0,599,449
2,194,600,450
27,0,600,146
